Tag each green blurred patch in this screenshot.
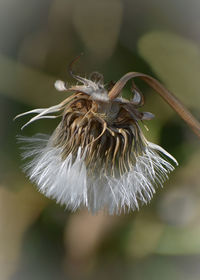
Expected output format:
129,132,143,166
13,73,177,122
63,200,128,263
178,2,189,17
138,31,200,108
156,224,200,255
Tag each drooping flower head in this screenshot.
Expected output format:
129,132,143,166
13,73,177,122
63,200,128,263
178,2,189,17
15,56,200,214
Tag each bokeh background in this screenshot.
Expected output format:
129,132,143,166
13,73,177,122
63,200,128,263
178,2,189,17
1,0,200,279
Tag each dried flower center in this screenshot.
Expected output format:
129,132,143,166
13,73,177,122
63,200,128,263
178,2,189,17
52,93,146,178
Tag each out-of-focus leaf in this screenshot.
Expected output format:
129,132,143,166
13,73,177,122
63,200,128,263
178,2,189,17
138,31,200,107
125,212,164,258
72,0,122,61
156,224,200,255
156,149,200,255
0,185,48,280
0,53,67,107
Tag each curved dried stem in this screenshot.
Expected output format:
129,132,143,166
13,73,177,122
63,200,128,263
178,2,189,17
108,72,200,139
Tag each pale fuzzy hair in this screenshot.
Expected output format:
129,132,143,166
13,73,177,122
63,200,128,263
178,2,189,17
19,134,178,214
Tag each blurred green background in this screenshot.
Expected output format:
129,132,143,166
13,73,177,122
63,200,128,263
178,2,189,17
1,0,200,279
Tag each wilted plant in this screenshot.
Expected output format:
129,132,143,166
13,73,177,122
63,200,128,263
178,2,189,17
15,56,200,214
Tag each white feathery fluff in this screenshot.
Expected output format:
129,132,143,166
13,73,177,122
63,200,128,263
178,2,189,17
19,134,178,214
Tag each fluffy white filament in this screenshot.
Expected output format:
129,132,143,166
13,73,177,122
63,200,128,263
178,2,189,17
19,134,178,214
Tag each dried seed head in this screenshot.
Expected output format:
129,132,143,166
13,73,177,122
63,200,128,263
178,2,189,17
17,60,200,214
53,92,146,179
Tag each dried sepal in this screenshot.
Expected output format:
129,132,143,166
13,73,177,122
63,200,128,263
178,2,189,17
108,72,200,139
